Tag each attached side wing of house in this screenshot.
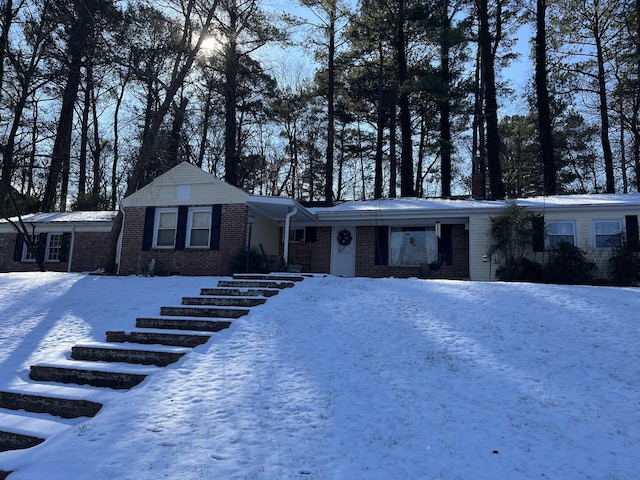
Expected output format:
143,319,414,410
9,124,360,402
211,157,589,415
117,161,314,276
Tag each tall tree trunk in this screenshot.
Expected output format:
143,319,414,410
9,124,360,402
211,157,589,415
472,47,486,199
438,0,452,198
535,0,557,195
42,14,89,211
478,0,505,199
374,40,385,199
389,98,397,198
397,0,415,197
78,66,93,198
633,97,640,192
620,100,628,193
415,114,426,197
0,0,13,108
224,6,239,187
325,1,336,202
112,71,128,209
594,28,616,193
28,103,38,196
91,86,102,198
168,96,188,164
337,119,345,200
594,23,615,192
197,78,214,168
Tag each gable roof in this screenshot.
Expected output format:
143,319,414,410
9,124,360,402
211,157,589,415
120,162,249,207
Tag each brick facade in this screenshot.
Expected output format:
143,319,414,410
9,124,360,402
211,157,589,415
286,226,332,273
282,224,469,279
0,230,114,273
118,204,248,276
355,224,469,279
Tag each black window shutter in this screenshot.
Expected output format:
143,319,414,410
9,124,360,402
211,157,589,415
13,234,24,262
625,215,639,252
374,226,389,265
59,233,72,262
37,233,47,263
305,227,317,243
175,206,188,250
532,215,545,252
142,207,155,251
210,205,222,250
438,224,453,265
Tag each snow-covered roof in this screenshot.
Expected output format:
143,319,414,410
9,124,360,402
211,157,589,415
308,193,640,221
1,211,118,224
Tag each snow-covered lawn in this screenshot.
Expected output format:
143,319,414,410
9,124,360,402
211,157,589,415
0,272,638,479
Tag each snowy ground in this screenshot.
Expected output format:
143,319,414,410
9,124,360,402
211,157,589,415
0,272,638,479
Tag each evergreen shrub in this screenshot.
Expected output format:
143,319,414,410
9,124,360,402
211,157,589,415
228,248,270,275
544,241,596,285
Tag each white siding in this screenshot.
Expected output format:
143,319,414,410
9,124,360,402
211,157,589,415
469,214,495,281
475,204,639,281
541,207,634,277
121,162,249,207
251,213,280,256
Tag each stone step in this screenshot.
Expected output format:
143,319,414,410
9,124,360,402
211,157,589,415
160,306,249,318
181,296,266,307
106,330,210,347
0,430,44,452
29,365,147,390
0,391,102,419
199,287,279,297
71,345,186,367
136,317,232,332
233,274,305,282
218,279,295,289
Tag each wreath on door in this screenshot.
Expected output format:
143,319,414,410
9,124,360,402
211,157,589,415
337,229,353,246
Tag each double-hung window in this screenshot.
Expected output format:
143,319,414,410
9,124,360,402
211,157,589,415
592,220,622,248
22,234,39,262
21,232,65,262
46,233,64,261
153,208,178,248
546,221,576,249
187,207,212,248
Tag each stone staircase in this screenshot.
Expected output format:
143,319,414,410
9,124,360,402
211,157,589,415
0,273,305,477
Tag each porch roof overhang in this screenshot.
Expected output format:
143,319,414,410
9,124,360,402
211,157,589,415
247,196,317,224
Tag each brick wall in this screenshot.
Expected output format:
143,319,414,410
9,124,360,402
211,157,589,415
118,204,248,276
285,226,332,273
0,230,114,273
282,224,469,279
70,232,115,272
356,224,469,279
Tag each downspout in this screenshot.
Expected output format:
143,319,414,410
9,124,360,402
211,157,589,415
67,225,75,273
283,207,297,266
116,209,125,275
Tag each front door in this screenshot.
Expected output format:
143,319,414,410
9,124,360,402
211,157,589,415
331,226,356,277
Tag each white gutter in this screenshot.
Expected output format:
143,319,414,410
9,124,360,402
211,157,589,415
283,207,297,266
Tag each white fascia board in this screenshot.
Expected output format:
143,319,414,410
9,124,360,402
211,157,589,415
248,196,317,222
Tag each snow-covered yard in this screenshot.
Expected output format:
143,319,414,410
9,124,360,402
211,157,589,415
0,272,638,479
